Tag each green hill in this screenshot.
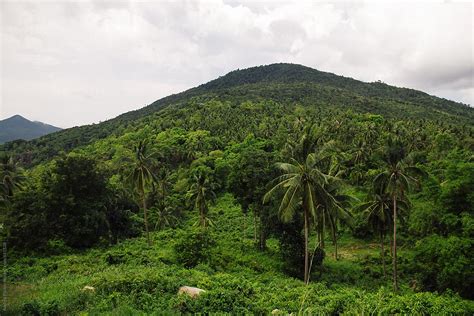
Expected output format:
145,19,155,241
0,115,61,144
2,63,473,314
2,63,472,167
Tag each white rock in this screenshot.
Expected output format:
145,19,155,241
82,285,95,292
178,286,206,298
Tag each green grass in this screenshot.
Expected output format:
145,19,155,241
4,194,473,314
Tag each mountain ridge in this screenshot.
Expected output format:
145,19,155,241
124,63,474,121
0,115,61,144
1,63,473,165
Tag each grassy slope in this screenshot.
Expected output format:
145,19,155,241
6,194,473,315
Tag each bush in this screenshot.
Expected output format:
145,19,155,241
409,234,473,299
45,240,72,256
174,229,216,268
277,221,304,279
351,212,373,239
7,155,140,252
20,300,60,316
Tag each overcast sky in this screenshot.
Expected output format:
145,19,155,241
1,0,472,128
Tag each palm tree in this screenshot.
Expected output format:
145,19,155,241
0,154,25,200
319,179,354,260
154,205,178,230
361,191,410,278
284,124,321,162
374,138,425,290
127,140,157,246
264,152,333,285
358,192,391,277
150,169,171,218
186,172,215,228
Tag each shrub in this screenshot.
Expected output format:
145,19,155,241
277,221,304,279
174,229,216,268
409,234,473,299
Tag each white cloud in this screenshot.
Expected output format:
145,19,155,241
1,0,472,128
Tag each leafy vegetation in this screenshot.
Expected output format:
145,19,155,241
1,64,473,314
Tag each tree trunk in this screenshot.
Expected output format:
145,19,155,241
201,205,206,228
392,195,398,291
317,216,321,246
259,225,266,250
321,213,325,249
330,217,338,260
389,233,393,257
258,210,266,250
243,213,247,239
142,191,151,246
304,205,309,285
308,228,323,284
253,210,257,244
381,231,386,278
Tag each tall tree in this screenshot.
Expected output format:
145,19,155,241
150,168,174,229
357,191,408,278
7,155,111,249
319,179,353,260
126,140,157,246
187,170,215,228
227,135,276,248
264,152,334,284
374,138,425,290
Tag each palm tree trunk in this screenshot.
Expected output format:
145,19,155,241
381,231,386,278
330,217,337,260
317,216,321,245
393,195,398,291
389,233,393,257
253,210,257,244
303,205,309,285
142,190,151,246
321,213,325,249
201,205,206,228
259,224,266,250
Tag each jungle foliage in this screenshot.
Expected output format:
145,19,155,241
1,64,473,314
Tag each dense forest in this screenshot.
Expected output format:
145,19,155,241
1,63,473,314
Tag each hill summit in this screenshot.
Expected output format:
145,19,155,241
0,115,61,144
1,63,473,165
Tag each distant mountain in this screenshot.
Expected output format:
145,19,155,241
0,115,61,144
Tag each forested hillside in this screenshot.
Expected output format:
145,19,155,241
2,63,472,167
1,64,473,314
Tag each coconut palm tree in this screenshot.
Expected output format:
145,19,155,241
127,140,157,246
264,152,334,284
358,192,390,277
319,179,354,260
186,172,215,229
0,154,25,200
149,168,171,220
154,204,178,230
374,138,425,290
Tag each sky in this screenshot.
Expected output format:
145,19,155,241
1,0,473,128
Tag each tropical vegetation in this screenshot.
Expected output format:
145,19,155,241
1,64,473,314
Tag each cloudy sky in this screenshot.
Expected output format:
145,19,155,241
1,0,472,128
